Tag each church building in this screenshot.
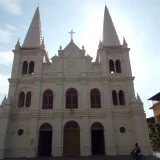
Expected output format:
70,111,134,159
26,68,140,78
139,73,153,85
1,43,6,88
0,4,152,159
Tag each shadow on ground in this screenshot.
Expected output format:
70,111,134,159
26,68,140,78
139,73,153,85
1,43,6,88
4,155,160,160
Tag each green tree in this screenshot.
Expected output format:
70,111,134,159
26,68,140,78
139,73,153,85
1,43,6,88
148,124,160,154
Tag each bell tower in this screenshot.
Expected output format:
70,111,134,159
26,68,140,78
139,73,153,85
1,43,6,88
96,4,152,154
9,6,49,102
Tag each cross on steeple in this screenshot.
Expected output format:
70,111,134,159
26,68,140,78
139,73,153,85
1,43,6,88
68,29,75,41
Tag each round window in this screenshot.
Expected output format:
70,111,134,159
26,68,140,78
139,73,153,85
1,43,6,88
17,129,24,136
119,127,126,133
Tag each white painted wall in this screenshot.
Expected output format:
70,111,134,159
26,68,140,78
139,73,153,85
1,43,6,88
0,41,152,159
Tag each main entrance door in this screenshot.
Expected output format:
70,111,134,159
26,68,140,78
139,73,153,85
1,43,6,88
63,121,80,156
91,122,105,155
38,123,52,157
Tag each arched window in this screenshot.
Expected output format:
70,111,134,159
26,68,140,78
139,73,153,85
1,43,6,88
42,89,53,109
119,90,125,105
66,88,78,109
90,89,101,108
18,92,25,107
109,60,115,73
22,61,28,75
112,90,118,105
115,60,122,73
28,61,34,74
25,91,31,107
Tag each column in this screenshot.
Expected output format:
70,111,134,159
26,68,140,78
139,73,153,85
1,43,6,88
52,118,63,156
132,109,153,156
55,83,63,111
80,82,88,110
7,81,17,107
127,81,136,101
99,48,108,76
80,117,90,156
26,118,38,158
0,107,10,159
123,51,132,77
26,82,41,158
102,81,111,108
105,115,117,155
11,52,20,78
34,51,43,75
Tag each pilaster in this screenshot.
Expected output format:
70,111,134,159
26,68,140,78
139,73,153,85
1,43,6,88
105,113,117,155
55,83,63,111
122,48,132,77
0,106,10,159
26,82,41,158
52,118,63,156
131,101,152,155
80,117,90,156
11,51,21,78
126,80,136,101
80,82,88,110
103,81,111,108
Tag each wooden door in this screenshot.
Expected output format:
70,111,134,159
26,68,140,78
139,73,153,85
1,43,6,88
63,121,80,156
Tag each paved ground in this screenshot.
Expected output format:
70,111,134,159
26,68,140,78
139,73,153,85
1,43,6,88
4,155,160,160
155,152,160,158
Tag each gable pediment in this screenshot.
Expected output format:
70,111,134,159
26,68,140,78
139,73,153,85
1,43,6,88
63,40,82,57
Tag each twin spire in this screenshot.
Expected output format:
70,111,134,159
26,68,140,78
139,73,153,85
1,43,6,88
103,5,120,46
23,6,42,48
22,4,124,48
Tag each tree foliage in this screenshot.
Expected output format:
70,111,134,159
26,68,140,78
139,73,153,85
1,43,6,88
148,124,160,152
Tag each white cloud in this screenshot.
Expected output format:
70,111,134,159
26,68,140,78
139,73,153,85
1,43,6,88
0,28,12,43
0,51,13,65
5,24,17,30
0,0,21,15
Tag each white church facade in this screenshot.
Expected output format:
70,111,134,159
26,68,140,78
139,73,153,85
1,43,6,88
0,5,152,159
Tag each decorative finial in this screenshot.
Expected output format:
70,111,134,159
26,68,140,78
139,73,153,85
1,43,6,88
98,38,103,49
68,29,75,41
123,36,128,48
137,93,142,102
15,37,20,49
82,45,84,50
40,37,45,49
60,45,62,50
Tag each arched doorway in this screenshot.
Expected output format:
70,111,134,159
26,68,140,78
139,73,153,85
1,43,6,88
63,121,80,156
38,123,52,157
91,122,105,155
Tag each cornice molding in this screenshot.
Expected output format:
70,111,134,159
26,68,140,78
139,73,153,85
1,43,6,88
8,75,135,84
9,108,133,119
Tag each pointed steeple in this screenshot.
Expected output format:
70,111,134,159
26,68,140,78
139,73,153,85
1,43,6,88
23,7,42,48
103,5,120,46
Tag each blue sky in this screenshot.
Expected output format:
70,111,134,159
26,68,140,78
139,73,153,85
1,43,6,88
0,0,159,118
